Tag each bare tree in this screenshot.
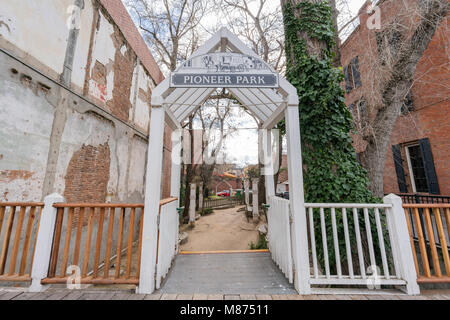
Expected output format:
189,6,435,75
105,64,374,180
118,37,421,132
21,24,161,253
126,0,212,221
126,0,210,73
217,0,286,73
213,0,286,204
348,0,449,197
196,96,236,192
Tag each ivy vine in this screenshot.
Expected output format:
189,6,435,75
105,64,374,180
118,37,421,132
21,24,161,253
282,1,385,275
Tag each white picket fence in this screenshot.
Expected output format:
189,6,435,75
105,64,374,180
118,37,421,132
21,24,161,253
267,196,293,283
155,199,179,289
305,200,414,289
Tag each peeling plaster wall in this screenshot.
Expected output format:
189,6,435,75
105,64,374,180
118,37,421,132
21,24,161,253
71,0,95,92
87,10,116,106
0,58,54,202
0,0,168,203
133,64,154,132
0,0,72,77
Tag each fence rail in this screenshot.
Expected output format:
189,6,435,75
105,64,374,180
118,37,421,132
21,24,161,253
399,194,450,204
305,202,408,287
0,203,44,282
203,196,243,209
403,203,450,284
41,203,144,285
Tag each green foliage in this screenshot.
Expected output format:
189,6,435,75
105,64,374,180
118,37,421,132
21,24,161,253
249,234,268,250
283,0,375,204
282,1,383,273
199,208,214,216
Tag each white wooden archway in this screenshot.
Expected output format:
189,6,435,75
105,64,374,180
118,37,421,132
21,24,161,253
137,28,310,295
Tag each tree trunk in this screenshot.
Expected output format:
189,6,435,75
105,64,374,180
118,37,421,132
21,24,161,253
329,0,341,67
182,116,195,222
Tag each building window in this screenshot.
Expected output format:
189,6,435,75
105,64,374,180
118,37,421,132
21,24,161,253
344,56,362,92
393,138,440,194
405,145,429,193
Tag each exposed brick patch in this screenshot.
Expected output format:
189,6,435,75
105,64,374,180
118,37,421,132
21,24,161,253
98,0,164,84
64,143,111,203
91,60,107,86
161,124,173,199
104,26,137,123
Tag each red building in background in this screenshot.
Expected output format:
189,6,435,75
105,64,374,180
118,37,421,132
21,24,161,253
340,0,449,196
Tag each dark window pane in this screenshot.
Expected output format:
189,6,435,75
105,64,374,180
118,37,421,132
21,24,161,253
351,56,362,87
408,145,429,193
344,65,353,92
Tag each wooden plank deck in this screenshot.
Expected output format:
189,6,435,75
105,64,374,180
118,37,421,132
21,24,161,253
158,252,297,295
0,288,449,300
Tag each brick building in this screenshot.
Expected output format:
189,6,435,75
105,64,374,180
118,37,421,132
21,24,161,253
340,0,449,196
0,0,173,203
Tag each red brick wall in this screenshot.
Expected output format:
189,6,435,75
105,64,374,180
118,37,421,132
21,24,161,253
340,0,450,195
99,0,164,85
64,143,111,203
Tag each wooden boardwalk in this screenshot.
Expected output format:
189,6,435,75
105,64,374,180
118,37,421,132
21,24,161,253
158,252,297,295
1,288,449,300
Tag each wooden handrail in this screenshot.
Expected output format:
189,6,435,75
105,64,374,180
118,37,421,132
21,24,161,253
159,198,178,208
0,203,44,207
403,204,450,208
53,203,144,208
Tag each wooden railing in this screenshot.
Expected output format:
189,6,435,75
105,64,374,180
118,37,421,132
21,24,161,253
403,203,450,284
399,194,450,204
41,204,144,285
203,196,244,209
0,203,44,282
306,203,407,287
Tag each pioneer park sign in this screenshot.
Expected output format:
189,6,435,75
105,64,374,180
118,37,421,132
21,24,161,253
170,53,279,88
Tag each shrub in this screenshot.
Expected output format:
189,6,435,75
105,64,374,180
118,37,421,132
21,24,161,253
249,234,268,250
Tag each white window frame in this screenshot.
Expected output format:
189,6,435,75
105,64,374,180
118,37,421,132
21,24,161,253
405,144,419,193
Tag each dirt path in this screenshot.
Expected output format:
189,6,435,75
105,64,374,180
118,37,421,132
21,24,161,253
180,206,261,251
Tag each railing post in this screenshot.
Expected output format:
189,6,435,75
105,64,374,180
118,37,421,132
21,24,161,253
198,182,203,211
189,183,196,225
383,193,420,295
29,193,65,292
252,179,259,220
244,179,250,210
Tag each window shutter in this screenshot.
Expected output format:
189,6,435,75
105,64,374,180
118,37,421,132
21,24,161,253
352,57,362,87
419,138,440,194
344,66,351,93
392,145,408,193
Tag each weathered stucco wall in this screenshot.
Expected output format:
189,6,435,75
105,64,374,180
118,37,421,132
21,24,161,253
0,0,72,78
0,0,167,203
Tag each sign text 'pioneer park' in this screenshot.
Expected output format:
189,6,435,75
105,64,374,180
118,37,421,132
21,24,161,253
170,53,279,88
